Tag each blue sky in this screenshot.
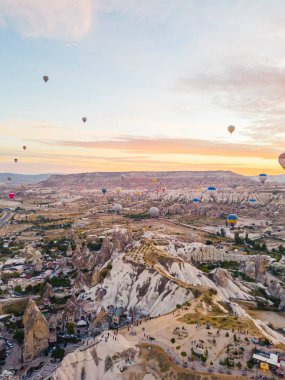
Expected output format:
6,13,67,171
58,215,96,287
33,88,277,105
0,0,284,174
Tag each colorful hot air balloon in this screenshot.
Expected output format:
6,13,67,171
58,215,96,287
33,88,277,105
149,206,159,218
43,75,49,83
278,152,285,170
82,117,87,123
23,146,27,150
228,125,235,134
9,193,15,200
227,214,238,227
101,188,107,195
192,198,200,203
14,158,18,163
259,173,268,184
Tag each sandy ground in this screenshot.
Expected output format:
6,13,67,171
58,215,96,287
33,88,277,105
249,310,285,329
120,302,257,374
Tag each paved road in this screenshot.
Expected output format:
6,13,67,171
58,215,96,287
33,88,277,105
1,330,21,371
0,210,13,228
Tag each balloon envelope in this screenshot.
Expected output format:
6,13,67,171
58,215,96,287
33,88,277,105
113,203,123,213
14,159,18,163
82,117,87,123
101,188,107,194
278,152,285,170
23,146,27,150
9,193,15,200
259,173,268,184
43,75,49,83
149,206,159,218
227,214,238,226
228,125,235,134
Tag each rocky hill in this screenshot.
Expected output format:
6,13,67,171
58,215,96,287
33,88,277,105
23,298,49,362
0,173,51,184
39,170,253,189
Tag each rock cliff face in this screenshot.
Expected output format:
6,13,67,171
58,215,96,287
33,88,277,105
268,280,285,311
23,298,49,362
112,229,133,253
43,282,55,299
211,268,251,300
244,256,268,283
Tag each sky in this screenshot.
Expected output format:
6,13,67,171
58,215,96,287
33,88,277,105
0,0,284,175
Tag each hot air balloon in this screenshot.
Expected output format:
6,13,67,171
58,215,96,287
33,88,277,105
228,125,235,134
278,152,285,170
192,198,200,203
113,203,123,214
7,177,12,181
101,188,107,195
116,187,122,195
9,193,15,200
259,173,268,184
61,198,67,206
43,75,49,83
248,198,257,205
23,146,27,150
227,214,238,227
82,117,87,123
14,159,18,163
148,206,159,218
151,177,157,183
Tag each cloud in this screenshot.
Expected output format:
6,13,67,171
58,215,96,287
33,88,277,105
178,63,285,114
37,136,281,160
0,0,93,41
177,62,285,145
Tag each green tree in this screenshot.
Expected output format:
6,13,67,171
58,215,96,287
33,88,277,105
13,329,24,344
52,347,65,360
14,285,22,293
67,322,75,335
247,358,254,369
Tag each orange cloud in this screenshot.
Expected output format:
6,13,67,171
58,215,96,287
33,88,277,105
39,136,281,159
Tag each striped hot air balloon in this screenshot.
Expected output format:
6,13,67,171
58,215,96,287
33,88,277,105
227,214,238,227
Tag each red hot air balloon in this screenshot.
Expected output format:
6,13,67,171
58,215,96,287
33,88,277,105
9,193,15,200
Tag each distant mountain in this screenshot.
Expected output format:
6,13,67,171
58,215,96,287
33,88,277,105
0,173,51,184
40,170,254,189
